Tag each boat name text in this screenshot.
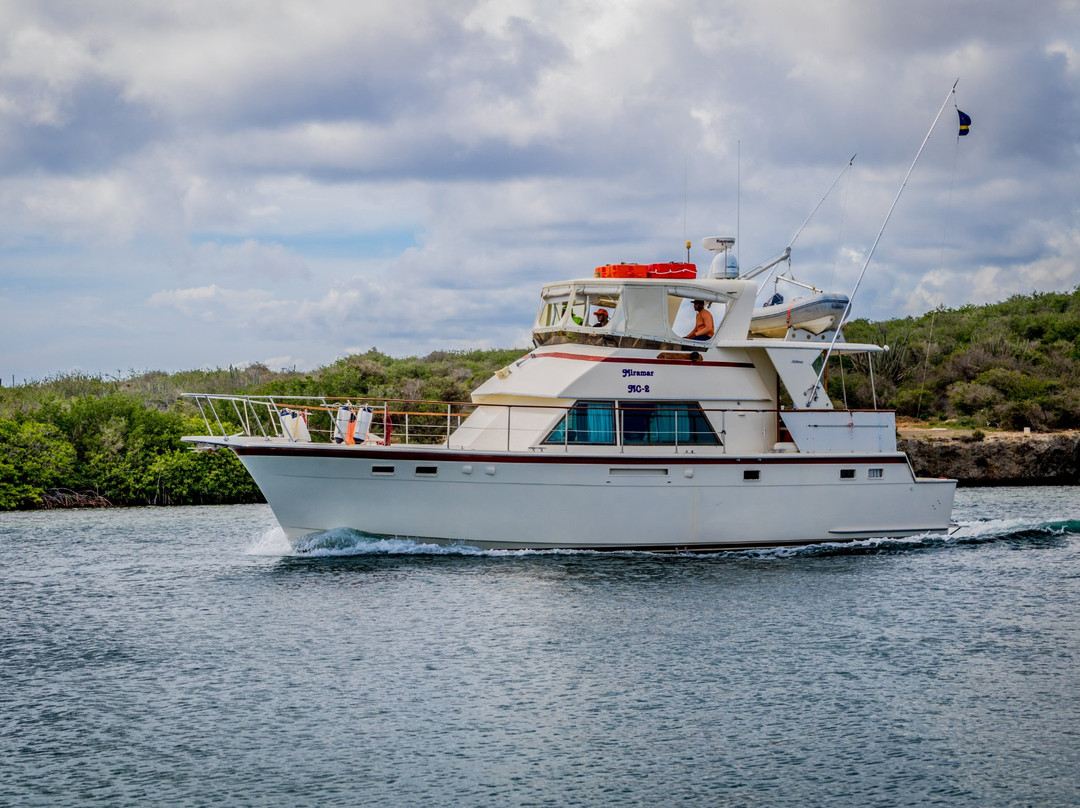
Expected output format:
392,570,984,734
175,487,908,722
622,369,655,377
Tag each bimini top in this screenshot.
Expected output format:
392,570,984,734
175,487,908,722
532,276,759,351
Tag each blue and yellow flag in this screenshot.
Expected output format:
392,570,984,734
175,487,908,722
957,109,971,136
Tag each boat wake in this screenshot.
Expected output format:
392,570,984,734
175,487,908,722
293,528,488,557
245,519,1080,560
737,518,1080,559
285,528,570,558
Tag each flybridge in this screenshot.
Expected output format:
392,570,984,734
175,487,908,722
531,276,755,350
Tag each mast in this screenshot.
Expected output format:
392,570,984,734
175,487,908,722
802,79,960,408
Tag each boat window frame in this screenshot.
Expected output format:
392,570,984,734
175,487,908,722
666,289,729,345
533,283,622,334
618,400,721,446
542,400,721,447
542,400,618,446
570,285,620,331
534,285,573,329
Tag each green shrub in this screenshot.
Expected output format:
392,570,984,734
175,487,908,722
0,419,77,509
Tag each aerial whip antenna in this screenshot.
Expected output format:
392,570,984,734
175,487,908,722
736,140,741,270
802,79,960,408
787,154,857,251
741,153,857,286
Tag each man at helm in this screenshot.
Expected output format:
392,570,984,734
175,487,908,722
685,300,714,341
593,308,609,327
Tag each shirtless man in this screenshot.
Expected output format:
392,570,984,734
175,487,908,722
685,300,714,341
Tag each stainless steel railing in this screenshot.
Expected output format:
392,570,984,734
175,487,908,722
182,394,741,451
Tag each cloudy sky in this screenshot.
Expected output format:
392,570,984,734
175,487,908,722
1,0,1078,382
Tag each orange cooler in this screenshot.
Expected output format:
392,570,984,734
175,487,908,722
595,264,649,278
647,262,697,279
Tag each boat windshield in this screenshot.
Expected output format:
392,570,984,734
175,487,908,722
535,284,621,331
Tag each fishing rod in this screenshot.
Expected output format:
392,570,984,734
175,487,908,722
802,79,960,408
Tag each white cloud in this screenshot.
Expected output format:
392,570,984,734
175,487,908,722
0,24,96,125
184,240,312,282
1,0,1079,381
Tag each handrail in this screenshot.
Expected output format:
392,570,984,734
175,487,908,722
180,393,892,452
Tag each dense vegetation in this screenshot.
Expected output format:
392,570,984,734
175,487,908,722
2,287,1079,510
0,348,523,510
837,287,1080,430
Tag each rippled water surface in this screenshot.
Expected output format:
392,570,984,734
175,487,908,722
3,488,1080,806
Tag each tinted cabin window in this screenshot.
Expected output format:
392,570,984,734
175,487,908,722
543,401,616,445
620,401,719,445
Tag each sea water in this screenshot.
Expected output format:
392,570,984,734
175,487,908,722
2,488,1079,807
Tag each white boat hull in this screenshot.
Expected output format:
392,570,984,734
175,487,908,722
750,293,849,338
225,441,955,551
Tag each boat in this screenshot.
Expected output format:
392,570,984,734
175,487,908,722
737,245,851,340
749,290,850,339
182,236,956,552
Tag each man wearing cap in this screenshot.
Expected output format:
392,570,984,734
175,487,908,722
685,300,714,341
593,309,609,327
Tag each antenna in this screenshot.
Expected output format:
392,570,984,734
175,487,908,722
803,79,960,408
787,154,856,251
740,154,857,288
683,155,688,246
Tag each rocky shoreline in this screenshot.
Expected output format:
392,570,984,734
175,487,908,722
899,429,1080,486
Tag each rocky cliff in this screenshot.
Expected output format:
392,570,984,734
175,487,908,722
899,430,1080,486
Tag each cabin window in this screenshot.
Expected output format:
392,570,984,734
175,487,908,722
371,465,395,475
743,470,760,481
840,468,855,479
620,401,720,445
415,466,438,476
534,285,621,332
536,294,570,328
543,401,616,445
668,291,729,341
571,287,620,329
868,468,883,479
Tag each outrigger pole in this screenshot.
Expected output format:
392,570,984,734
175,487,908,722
741,153,856,285
802,79,960,408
